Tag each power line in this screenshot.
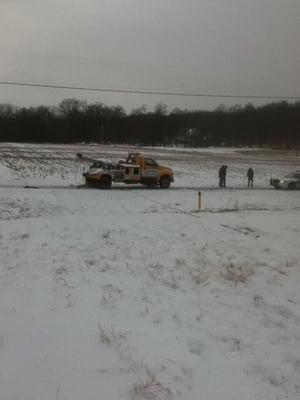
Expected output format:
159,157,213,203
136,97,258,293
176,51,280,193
0,80,299,100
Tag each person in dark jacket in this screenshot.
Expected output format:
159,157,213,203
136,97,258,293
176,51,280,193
219,165,228,187
247,167,254,187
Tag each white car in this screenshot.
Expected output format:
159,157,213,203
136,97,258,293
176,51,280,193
270,171,300,189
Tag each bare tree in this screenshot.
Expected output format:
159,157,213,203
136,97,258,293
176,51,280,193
154,103,168,115
58,98,87,118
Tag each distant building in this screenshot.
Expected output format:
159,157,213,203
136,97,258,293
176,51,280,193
173,128,211,147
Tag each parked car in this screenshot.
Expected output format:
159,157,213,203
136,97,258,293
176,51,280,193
270,171,300,189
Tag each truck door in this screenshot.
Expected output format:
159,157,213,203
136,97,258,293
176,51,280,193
142,158,159,179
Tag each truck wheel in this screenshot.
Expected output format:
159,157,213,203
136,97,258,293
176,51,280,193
98,175,112,189
159,176,171,189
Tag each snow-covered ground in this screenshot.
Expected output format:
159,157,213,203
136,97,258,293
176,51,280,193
0,143,300,400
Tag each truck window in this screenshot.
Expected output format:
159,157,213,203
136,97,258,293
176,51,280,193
144,158,158,167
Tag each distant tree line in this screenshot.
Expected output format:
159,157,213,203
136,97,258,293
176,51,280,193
0,99,299,147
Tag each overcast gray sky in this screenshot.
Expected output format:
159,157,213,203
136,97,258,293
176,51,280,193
0,0,299,112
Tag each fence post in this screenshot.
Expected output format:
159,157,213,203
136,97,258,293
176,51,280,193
198,191,202,211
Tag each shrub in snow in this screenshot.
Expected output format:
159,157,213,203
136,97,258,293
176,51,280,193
221,263,254,285
132,375,172,400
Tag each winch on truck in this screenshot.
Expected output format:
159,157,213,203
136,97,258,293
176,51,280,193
83,153,174,189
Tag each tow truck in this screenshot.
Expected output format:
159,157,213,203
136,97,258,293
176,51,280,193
83,153,174,189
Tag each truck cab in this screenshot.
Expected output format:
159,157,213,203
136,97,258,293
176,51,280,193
121,153,174,188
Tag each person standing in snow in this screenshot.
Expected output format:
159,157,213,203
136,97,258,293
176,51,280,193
218,165,228,188
247,167,254,187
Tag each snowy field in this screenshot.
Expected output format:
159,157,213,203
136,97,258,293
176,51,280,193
0,143,300,400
